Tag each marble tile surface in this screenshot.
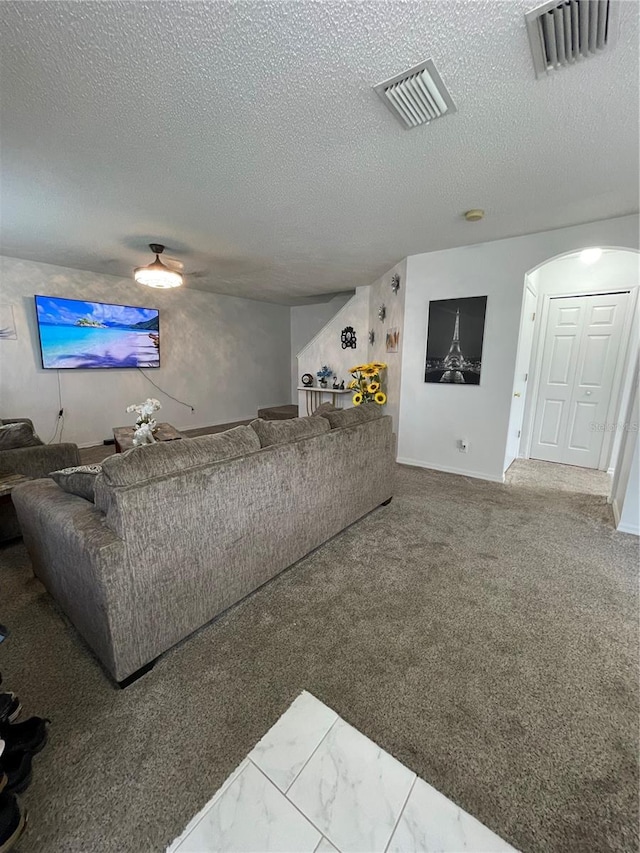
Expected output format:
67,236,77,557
387,777,518,853
168,760,320,853
287,716,416,853
168,691,519,853
249,690,338,792
315,837,340,852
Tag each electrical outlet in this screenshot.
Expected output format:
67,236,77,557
458,439,469,453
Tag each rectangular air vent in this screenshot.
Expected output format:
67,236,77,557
373,59,456,130
526,0,619,78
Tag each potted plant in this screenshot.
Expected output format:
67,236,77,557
347,362,387,406
316,365,333,389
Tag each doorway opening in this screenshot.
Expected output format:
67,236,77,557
504,247,639,517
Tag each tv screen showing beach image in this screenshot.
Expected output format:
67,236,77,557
35,296,160,369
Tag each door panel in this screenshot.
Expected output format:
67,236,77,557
539,399,564,446
567,401,598,450
530,292,628,468
548,336,576,385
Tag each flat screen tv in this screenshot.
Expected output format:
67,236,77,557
35,295,160,369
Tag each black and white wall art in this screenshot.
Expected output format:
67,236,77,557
425,296,487,385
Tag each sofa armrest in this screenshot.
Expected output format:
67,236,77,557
12,479,127,680
0,443,80,478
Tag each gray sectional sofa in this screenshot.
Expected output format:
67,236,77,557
13,407,395,685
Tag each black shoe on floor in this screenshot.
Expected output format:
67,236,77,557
0,752,31,796
0,696,20,726
0,792,26,853
0,718,49,758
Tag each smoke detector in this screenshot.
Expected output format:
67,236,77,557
373,59,456,130
525,0,619,78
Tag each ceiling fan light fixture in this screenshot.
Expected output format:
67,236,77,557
134,243,183,289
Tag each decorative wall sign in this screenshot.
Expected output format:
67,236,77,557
0,305,17,340
378,304,386,322
368,329,375,345
301,373,314,387
391,274,400,294
425,296,487,385
341,326,357,349
386,327,399,353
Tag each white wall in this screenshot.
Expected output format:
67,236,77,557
398,215,640,483
290,293,352,402
0,256,291,446
611,363,639,536
296,287,370,415
295,260,407,431
366,260,407,432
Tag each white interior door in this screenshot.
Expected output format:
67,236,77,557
504,287,537,471
530,292,629,468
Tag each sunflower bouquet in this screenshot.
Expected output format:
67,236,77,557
348,362,387,406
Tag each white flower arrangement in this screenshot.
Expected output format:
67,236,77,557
126,398,161,447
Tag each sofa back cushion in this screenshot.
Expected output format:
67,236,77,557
100,425,260,486
250,416,329,448
322,403,384,429
0,421,42,450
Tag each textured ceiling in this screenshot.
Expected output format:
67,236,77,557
1,0,638,304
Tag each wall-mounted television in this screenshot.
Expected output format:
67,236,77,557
35,295,160,369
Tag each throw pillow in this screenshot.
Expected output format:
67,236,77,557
0,422,42,450
322,403,385,429
250,416,330,447
311,402,338,417
50,465,102,502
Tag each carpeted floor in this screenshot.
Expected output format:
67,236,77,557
0,463,637,853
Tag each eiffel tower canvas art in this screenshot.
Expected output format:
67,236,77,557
424,296,487,385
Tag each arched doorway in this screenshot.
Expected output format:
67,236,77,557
505,247,639,488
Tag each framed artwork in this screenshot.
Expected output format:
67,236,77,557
386,327,399,353
425,296,487,385
0,304,17,340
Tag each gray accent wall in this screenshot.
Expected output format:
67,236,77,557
0,256,291,446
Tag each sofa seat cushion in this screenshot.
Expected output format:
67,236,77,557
101,425,260,486
322,403,384,429
250,416,330,447
50,465,102,502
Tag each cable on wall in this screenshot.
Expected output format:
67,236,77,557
137,367,195,412
46,370,65,443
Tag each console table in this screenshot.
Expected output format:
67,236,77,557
297,387,352,416
113,422,184,453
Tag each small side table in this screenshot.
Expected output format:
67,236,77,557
113,422,184,453
297,387,353,416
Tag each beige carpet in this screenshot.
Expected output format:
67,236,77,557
0,463,637,853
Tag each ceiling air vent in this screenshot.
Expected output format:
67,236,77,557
526,0,619,78
373,59,456,130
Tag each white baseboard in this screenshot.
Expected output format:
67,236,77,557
611,498,639,535
612,497,621,527
396,457,505,484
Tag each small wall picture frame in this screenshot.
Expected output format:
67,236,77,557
341,326,357,349
386,327,399,353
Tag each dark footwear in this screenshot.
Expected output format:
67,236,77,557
0,752,31,796
0,696,20,726
0,718,49,757
0,792,26,853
